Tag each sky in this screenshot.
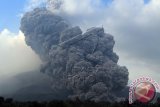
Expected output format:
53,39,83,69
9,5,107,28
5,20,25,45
0,0,41,82
0,0,160,85
0,0,26,32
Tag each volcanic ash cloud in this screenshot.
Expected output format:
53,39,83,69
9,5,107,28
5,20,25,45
20,8,129,102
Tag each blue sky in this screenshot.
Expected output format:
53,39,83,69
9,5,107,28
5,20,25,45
144,0,150,3
0,0,27,32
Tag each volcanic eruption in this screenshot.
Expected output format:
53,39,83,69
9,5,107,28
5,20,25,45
20,8,128,102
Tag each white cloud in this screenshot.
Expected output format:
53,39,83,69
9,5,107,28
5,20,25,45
117,51,160,82
0,29,41,80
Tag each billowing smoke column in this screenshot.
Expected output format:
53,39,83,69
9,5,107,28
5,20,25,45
20,8,129,102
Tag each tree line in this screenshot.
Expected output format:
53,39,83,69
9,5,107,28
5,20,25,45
0,97,160,107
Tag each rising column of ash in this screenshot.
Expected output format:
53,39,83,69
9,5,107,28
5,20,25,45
20,8,129,102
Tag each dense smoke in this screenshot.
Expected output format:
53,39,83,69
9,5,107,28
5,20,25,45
20,8,128,102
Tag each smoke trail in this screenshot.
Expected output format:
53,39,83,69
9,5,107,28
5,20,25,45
20,8,128,102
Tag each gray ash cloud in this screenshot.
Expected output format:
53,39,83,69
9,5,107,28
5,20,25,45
20,8,129,102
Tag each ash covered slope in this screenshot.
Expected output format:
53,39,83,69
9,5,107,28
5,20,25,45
20,8,129,102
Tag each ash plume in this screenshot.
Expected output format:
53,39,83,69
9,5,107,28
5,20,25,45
20,8,129,102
